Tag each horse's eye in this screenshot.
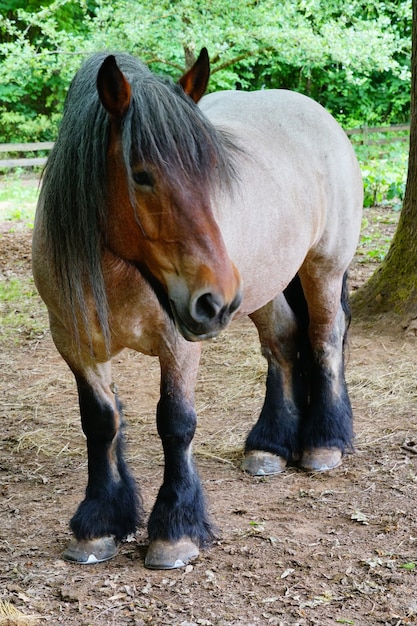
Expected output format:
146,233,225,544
133,170,154,188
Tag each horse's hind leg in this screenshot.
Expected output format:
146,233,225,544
298,268,353,471
242,291,307,475
50,318,142,563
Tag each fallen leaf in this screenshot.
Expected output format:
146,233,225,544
351,511,369,525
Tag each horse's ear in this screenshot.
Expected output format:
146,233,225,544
97,55,131,119
179,47,210,103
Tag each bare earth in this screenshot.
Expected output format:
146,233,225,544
1,206,416,626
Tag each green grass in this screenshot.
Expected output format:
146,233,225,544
358,209,400,263
0,172,39,229
359,233,391,262
0,175,45,345
0,277,47,345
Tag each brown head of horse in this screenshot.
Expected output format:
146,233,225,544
97,50,242,341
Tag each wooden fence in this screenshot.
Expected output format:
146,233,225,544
0,142,54,169
0,124,411,169
345,124,409,147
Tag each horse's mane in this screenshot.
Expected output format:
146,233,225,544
39,52,237,351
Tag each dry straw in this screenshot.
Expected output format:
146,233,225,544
0,601,40,626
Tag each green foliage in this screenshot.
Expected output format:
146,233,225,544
358,146,408,209
0,110,60,143
353,139,406,263
362,168,406,209
0,0,412,141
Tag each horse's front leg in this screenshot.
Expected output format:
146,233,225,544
50,317,143,563
145,341,213,569
63,366,143,563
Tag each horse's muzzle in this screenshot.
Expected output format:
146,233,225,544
169,284,243,341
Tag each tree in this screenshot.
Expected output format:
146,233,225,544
0,0,411,141
352,0,417,325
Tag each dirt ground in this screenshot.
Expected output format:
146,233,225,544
1,204,417,626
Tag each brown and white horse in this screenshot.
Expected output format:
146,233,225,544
32,48,363,569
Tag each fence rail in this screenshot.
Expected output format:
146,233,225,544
345,124,410,146
0,142,54,169
0,124,411,169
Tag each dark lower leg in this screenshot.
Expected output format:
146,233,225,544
246,299,309,462
300,352,353,453
70,376,142,542
298,271,354,455
148,379,214,547
245,362,301,461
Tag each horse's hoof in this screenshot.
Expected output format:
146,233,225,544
300,447,342,472
241,450,287,476
145,538,199,570
62,536,119,564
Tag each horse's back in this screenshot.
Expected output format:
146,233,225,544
201,89,361,204
201,89,351,153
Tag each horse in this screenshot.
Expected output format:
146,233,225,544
32,48,363,569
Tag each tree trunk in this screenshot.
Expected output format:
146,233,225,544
183,44,196,71
352,0,417,323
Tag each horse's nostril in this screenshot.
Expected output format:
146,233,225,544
194,292,223,323
192,290,242,325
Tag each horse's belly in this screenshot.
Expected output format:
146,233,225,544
217,205,312,317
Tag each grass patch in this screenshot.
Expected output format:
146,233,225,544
0,173,39,229
358,209,399,263
0,276,47,344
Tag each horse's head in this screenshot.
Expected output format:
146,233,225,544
96,50,242,340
